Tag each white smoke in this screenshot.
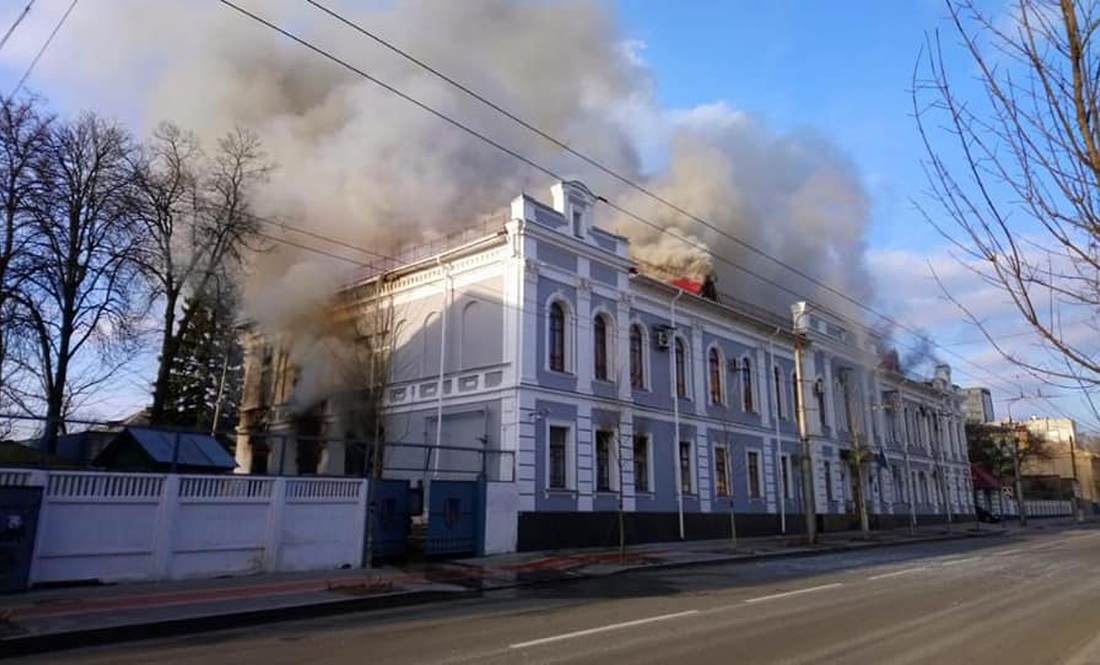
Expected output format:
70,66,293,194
3,0,873,330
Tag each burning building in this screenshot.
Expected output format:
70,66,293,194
236,180,974,553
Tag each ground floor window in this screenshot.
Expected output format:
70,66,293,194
596,430,614,492
825,460,835,501
781,455,792,500
633,435,649,492
549,425,569,489
714,447,729,497
679,441,693,494
747,450,762,498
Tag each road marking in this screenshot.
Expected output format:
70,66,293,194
509,610,700,649
743,583,842,604
868,566,926,580
993,548,1023,556
941,556,979,567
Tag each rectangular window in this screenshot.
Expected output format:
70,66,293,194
781,455,792,500
825,460,835,501
633,435,649,492
747,450,761,498
572,209,583,237
714,447,729,497
679,441,693,494
596,430,613,492
549,425,568,489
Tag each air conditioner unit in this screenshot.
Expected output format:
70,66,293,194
813,378,826,396
654,328,670,350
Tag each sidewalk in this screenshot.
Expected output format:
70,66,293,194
0,520,1053,657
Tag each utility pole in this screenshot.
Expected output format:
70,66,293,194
1069,435,1084,523
840,370,869,536
793,330,817,545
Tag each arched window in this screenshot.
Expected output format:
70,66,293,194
708,347,723,405
741,357,754,412
674,337,688,398
549,301,566,372
593,314,609,381
629,324,645,389
774,365,784,419
817,377,827,429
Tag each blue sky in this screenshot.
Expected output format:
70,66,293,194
618,0,954,252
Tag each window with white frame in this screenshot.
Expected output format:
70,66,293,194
714,446,730,497
678,440,694,494
629,323,647,389
781,454,792,500
741,356,755,412
774,365,784,419
674,337,690,399
593,313,612,381
595,430,616,492
632,434,651,493
547,424,573,490
825,460,835,501
708,346,724,405
817,377,828,429
747,450,762,498
548,300,569,373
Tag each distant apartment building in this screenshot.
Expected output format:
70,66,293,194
961,387,995,424
235,180,975,552
1001,416,1099,505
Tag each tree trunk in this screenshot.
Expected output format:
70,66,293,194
149,291,179,424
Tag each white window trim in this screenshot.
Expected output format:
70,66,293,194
745,448,764,499
772,363,787,420
673,333,693,401
632,432,655,494
543,293,575,375
628,319,652,391
678,439,697,495
594,428,620,493
713,444,731,497
780,454,792,500
740,354,756,413
706,343,726,407
544,419,576,492
591,307,616,383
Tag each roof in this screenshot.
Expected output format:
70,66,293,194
101,427,236,470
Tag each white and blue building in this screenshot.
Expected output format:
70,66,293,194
236,180,975,554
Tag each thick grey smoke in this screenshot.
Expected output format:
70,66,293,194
4,0,874,353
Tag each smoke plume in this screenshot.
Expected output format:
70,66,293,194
4,0,875,353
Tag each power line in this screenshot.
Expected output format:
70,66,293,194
302,0,1022,392
0,0,35,54
11,0,76,96
219,1,1046,404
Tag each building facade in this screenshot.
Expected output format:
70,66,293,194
235,180,975,552
961,387,996,424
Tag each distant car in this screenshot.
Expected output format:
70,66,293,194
976,506,1002,524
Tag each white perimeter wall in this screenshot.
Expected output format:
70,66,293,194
24,470,368,585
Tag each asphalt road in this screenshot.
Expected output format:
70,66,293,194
22,524,1100,665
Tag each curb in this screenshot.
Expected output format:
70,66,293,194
0,587,480,659
0,529,1004,658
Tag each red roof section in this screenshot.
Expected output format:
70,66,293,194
670,277,703,295
971,464,1002,490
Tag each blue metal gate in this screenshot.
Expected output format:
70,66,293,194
427,480,483,557
0,485,42,594
367,479,409,561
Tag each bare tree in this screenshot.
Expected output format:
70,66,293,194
0,96,50,411
14,112,145,450
915,0,1100,390
136,124,270,425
